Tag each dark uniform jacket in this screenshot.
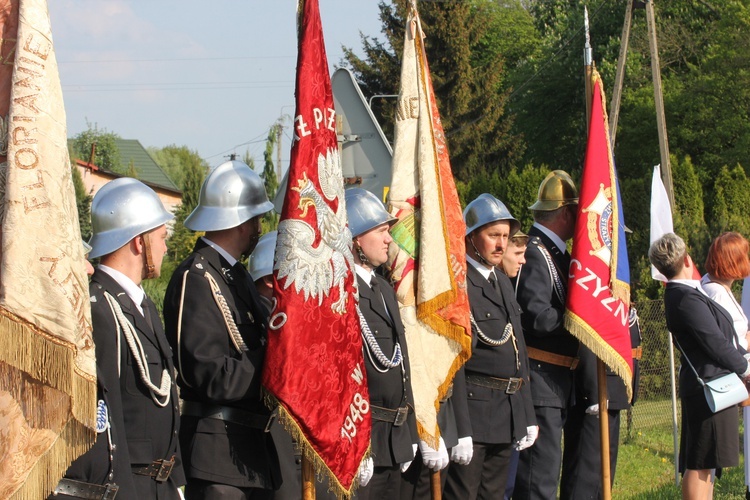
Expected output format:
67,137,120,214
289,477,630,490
54,365,137,498
513,226,578,408
460,264,534,444
664,282,749,398
90,269,184,499
357,273,419,467
163,239,279,489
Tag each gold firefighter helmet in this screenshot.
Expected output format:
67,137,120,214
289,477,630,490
528,170,579,211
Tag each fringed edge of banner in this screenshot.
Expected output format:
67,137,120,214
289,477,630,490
418,289,472,353
0,308,97,428
564,311,633,403
263,391,371,500
611,279,630,306
9,415,94,500
0,309,96,499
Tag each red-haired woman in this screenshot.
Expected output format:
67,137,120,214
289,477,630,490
701,231,750,498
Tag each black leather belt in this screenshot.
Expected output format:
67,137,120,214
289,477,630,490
132,456,175,482
53,478,119,499
370,405,409,426
465,373,524,394
182,400,276,432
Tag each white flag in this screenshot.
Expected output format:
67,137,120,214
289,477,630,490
650,164,673,282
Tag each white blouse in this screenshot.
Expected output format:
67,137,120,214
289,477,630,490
701,273,749,350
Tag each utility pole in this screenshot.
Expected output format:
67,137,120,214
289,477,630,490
276,120,283,182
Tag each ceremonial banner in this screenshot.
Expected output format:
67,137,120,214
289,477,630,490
262,0,370,496
0,0,97,498
387,4,471,447
564,71,632,398
650,165,674,282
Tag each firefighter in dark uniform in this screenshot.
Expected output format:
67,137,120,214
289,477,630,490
513,170,580,500
247,231,303,500
444,194,537,499
344,188,419,499
53,178,184,499
559,306,643,499
163,160,280,499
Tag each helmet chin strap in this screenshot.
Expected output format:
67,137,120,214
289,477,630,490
354,241,371,268
469,233,491,268
141,232,156,280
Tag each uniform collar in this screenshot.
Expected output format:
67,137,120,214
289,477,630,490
97,264,145,314
532,222,567,254
466,254,496,281
355,264,374,287
201,236,237,267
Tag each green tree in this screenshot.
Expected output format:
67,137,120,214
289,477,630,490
344,0,524,182
71,165,92,241
708,164,750,238
149,144,209,191
70,121,123,173
261,124,280,231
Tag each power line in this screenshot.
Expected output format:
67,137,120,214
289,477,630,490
58,55,296,64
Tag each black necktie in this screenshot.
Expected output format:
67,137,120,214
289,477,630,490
488,272,501,294
141,296,155,332
370,278,390,321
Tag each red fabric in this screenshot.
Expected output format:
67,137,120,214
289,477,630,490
566,77,633,379
261,0,370,495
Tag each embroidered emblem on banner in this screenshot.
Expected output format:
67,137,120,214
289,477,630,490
584,183,613,265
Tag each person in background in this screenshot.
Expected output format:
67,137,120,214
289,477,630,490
699,231,750,498
498,231,528,500
345,188,418,499
444,194,536,499
248,231,303,500
650,233,750,499
513,170,579,500
163,160,280,499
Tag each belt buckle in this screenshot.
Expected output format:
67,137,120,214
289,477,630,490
155,457,174,482
394,406,409,427
506,377,523,394
264,409,278,433
103,484,120,500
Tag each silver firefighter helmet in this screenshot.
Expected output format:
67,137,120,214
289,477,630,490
463,193,520,237
345,188,396,238
248,231,277,280
185,160,274,232
88,178,174,259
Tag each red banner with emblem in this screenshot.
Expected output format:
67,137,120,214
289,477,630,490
261,0,370,496
564,71,633,399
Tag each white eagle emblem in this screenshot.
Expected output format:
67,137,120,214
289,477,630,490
275,147,355,314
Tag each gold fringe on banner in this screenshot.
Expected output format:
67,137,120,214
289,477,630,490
264,392,371,500
0,310,96,499
564,312,633,403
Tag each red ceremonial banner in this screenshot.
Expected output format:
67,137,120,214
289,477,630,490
564,71,633,397
261,0,370,496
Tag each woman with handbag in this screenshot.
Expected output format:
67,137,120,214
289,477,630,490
649,233,750,499
700,232,750,499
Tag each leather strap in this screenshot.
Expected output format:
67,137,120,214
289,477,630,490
527,346,579,369
181,400,276,432
632,346,643,360
465,372,524,394
132,456,175,482
53,478,119,499
370,404,410,427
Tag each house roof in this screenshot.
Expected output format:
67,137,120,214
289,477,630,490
114,139,180,192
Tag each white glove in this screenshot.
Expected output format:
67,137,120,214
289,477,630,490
585,403,600,416
358,457,374,487
515,425,539,451
400,443,419,473
419,437,450,471
450,436,474,465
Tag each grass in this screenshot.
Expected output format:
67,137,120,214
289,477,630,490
610,399,748,498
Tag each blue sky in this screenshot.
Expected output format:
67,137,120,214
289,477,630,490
48,1,384,174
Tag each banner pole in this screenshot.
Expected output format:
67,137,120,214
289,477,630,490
598,359,612,500
431,470,442,499
302,455,316,500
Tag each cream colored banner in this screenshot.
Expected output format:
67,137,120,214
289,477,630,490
0,0,96,497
